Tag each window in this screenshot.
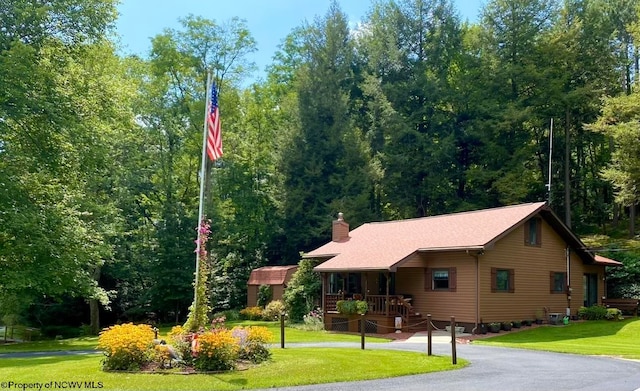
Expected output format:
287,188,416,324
550,272,567,293
433,270,449,289
491,268,514,293
524,217,542,246
425,267,457,292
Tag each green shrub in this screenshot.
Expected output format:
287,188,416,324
578,305,608,320
257,284,272,308
283,285,308,322
606,308,624,321
283,259,321,322
262,300,286,321
41,325,81,339
239,306,263,321
213,309,240,322
301,308,324,331
336,300,368,315
167,325,193,364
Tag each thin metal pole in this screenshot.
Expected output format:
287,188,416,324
450,316,457,365
280,313,286,349
194,70,212,313
547,118,554,204
360,314,365,350
427,314,432,356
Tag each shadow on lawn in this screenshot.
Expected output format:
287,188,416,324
0,354,91,369
479,318,637,344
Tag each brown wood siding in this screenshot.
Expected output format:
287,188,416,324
398,252,423,268
478,217,606,323
247,286,258,307
272,285,285,301
397,252,477,324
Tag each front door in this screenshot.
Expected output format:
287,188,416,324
583,273,598,307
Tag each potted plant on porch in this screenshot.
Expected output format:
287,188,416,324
336,300,368,315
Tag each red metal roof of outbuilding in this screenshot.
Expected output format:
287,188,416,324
247,266,298,285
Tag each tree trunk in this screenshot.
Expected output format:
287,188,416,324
613,202,620,228
630,203,636,238
89,267,101,335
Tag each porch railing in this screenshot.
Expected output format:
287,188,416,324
365,295,412,320
324,293,413,320
324,293,344,312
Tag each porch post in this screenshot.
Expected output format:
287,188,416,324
363,273,368,299
321,273,327,314
385,271,390,316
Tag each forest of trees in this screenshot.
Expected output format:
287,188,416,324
1,0,640,335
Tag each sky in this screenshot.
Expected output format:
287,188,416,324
115,0,483,83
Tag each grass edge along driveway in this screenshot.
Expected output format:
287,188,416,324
0,321,390,354
0,348,466,390
474,318,640,359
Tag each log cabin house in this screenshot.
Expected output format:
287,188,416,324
305,202,621,334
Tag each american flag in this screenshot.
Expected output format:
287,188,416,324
206,82,223,161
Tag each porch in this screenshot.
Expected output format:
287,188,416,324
323,293,425,334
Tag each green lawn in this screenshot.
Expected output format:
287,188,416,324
0,321,388,353
474,318,640,358
0,349,465,390
225,320,391,343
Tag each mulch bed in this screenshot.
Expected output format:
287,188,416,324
121,360,255,375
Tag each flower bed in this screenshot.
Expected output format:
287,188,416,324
97,318,273,373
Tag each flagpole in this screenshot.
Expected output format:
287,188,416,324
194,70,212,312
546,118,553,205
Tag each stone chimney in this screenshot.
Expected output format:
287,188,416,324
332,212,349,242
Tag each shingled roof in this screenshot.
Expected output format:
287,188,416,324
307,202,618,272
247,266,298,286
